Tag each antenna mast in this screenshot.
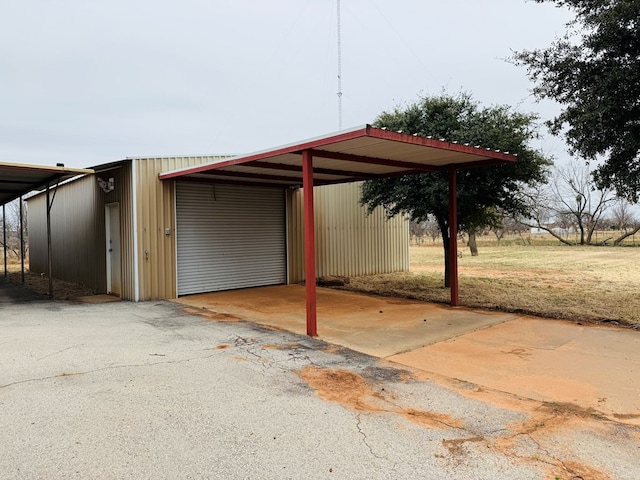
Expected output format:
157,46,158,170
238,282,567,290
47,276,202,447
337,0,343,130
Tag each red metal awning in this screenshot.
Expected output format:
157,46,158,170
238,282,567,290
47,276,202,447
160,125,517,337
159,125,516,186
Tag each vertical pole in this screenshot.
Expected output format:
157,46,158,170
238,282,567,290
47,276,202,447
302,150,318,336
336,0,343,130
448,168,459,306
3,204,6,277
46,184,53,298
19,196,24,285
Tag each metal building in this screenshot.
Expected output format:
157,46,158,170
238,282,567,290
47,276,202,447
28,154,409,301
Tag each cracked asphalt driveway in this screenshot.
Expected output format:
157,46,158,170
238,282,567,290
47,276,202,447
1,296,639,479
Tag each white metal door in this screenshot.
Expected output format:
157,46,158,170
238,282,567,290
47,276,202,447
105,203,121,296
176,183,286,296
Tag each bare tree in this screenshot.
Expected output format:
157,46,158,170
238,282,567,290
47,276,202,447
610,199,640,246
491,211,529,241
519,160,615,245
409,218,440,244
0,199,28,258
518,183,574,245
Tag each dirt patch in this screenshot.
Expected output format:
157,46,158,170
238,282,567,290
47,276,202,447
296,366,463,430
297,367,380,411
74,294,120,304
612,413,640,420
551,461,613,480
538,401,605,421
183,306,242,322
215,344,230,350
322,345,344,355
7,271,96,300
403,408,464,429
262,343,302,350
441,436,484,456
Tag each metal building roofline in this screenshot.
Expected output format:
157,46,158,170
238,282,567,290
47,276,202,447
0,162,94,206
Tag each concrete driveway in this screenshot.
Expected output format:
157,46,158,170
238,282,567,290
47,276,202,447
1,281,639,479
178,285,640,425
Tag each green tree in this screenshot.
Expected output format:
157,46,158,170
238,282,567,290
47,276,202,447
360,93,551,287
513,0,640,202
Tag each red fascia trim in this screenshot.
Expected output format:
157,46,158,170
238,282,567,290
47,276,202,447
365,127,518,164
159,127,370,180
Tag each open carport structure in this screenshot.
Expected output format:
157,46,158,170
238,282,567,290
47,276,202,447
0,162,94,295
160,125,516,336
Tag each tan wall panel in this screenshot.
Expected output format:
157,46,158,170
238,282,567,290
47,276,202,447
133,156,230,300
27,166,134,298
287,182,409,283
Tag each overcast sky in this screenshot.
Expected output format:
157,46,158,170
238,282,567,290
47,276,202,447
1,0,575,168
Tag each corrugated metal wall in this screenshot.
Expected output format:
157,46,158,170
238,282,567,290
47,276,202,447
28,165,134,297
133,156,230,301
287,182,409,283
28,160,408,300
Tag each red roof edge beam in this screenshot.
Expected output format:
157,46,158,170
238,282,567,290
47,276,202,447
448,168,459,306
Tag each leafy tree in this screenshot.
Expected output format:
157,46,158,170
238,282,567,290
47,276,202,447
513,0,640,202
360,93,551,286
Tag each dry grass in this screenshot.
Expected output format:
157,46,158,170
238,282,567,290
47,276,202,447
3,256,95,300
342,244,640,328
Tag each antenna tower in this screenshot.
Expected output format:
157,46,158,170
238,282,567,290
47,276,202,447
337,0,343,130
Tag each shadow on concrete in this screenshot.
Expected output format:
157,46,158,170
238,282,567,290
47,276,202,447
0,276,48,304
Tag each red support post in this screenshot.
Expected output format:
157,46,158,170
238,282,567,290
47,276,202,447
302,150,318,336
448,168,459,306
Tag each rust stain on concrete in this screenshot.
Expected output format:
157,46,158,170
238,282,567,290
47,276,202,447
296,366,463,430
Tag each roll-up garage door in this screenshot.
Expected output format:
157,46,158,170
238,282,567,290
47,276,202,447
176,182,286,295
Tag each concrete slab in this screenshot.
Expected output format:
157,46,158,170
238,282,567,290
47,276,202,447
74,294,121,304
389,317,640,423
175,285,516,357
178,285,640,424
0,276,46,304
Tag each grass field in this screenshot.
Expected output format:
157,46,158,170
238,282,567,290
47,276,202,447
4,242,639,327
344,243,640,328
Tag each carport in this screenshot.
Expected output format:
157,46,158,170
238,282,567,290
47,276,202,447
160,125,516,336
0,162,94,296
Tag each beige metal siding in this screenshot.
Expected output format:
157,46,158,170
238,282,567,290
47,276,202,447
287,182,409,283
133,156,230,301
27,166,135,297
